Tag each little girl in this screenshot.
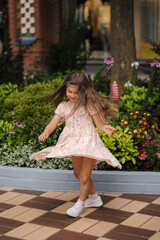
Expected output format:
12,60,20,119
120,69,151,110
30,72,122,217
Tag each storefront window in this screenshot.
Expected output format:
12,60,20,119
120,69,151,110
76,0,160,60
76,0,111,59
134,0,160,59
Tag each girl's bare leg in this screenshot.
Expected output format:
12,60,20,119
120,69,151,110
66,157,97,217
78,157,97,201
72,156,96,195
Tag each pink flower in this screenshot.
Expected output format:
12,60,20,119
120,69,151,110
151,60,160,68
144,162,152,168
8,130,15,135
112,81,119,103
157,153,160,160
104,56,114,70
138,150,147,160
149,137,157,145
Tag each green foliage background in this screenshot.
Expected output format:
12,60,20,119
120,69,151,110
2,78,63,141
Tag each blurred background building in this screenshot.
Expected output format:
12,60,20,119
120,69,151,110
0,0,160,72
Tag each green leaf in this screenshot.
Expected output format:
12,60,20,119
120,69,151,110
132,157,136,165
127,148,137,152
132,152,139,156
121,157,126,164
109,146,117,151
124,127,129,134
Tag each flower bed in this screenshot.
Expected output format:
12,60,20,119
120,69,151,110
0,57,160,171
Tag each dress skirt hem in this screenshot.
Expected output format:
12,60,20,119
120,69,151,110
30,151,122,169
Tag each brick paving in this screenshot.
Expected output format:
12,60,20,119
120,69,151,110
0,188,160,240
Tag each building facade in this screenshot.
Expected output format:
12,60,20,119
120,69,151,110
0,0,160,72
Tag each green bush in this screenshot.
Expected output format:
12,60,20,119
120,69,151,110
119,85,147,113
1,69,160,171
0,119,25,148
0,144,72,169
23,69,55,86
98,126,139,166
2,78,63,141
93,64,110,95
148,88,160,109
0,144,35,167
104,83,160,171
0,83,18,118
117,108,160,170
0,36,36,86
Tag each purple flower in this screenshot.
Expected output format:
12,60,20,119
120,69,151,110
17,123,25,129
142,140,147,146
9,130,15,135
151,60,160,68
13,121,25,129
104,56,114,70
144,162,152,169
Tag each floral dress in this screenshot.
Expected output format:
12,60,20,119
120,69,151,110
30,101,122,169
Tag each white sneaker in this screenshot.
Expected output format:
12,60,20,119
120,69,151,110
84,195,103,208
66,201,84,217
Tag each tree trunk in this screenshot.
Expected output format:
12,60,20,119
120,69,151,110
110,0,136,96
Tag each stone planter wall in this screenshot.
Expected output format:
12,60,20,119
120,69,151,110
0,166,160,194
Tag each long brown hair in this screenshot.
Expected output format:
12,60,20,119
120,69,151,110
44,72,118,123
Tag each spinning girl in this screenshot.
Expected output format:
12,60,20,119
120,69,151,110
30,72,122,217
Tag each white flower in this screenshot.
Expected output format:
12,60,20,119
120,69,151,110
131,61,139,69
124,81,132,87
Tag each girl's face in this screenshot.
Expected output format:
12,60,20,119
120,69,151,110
66,84,79,102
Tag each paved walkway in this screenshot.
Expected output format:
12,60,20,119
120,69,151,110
0,188,160,240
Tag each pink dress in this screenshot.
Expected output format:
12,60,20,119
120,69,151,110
30,101,122,169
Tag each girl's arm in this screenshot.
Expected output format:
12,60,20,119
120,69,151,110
92,114,115,136
38,114,62,141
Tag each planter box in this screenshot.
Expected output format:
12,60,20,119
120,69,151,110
0,166,160,194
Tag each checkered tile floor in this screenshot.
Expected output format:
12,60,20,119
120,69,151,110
0,188,160,240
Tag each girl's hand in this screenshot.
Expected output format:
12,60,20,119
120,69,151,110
103,125,115,136
38,130,49,141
